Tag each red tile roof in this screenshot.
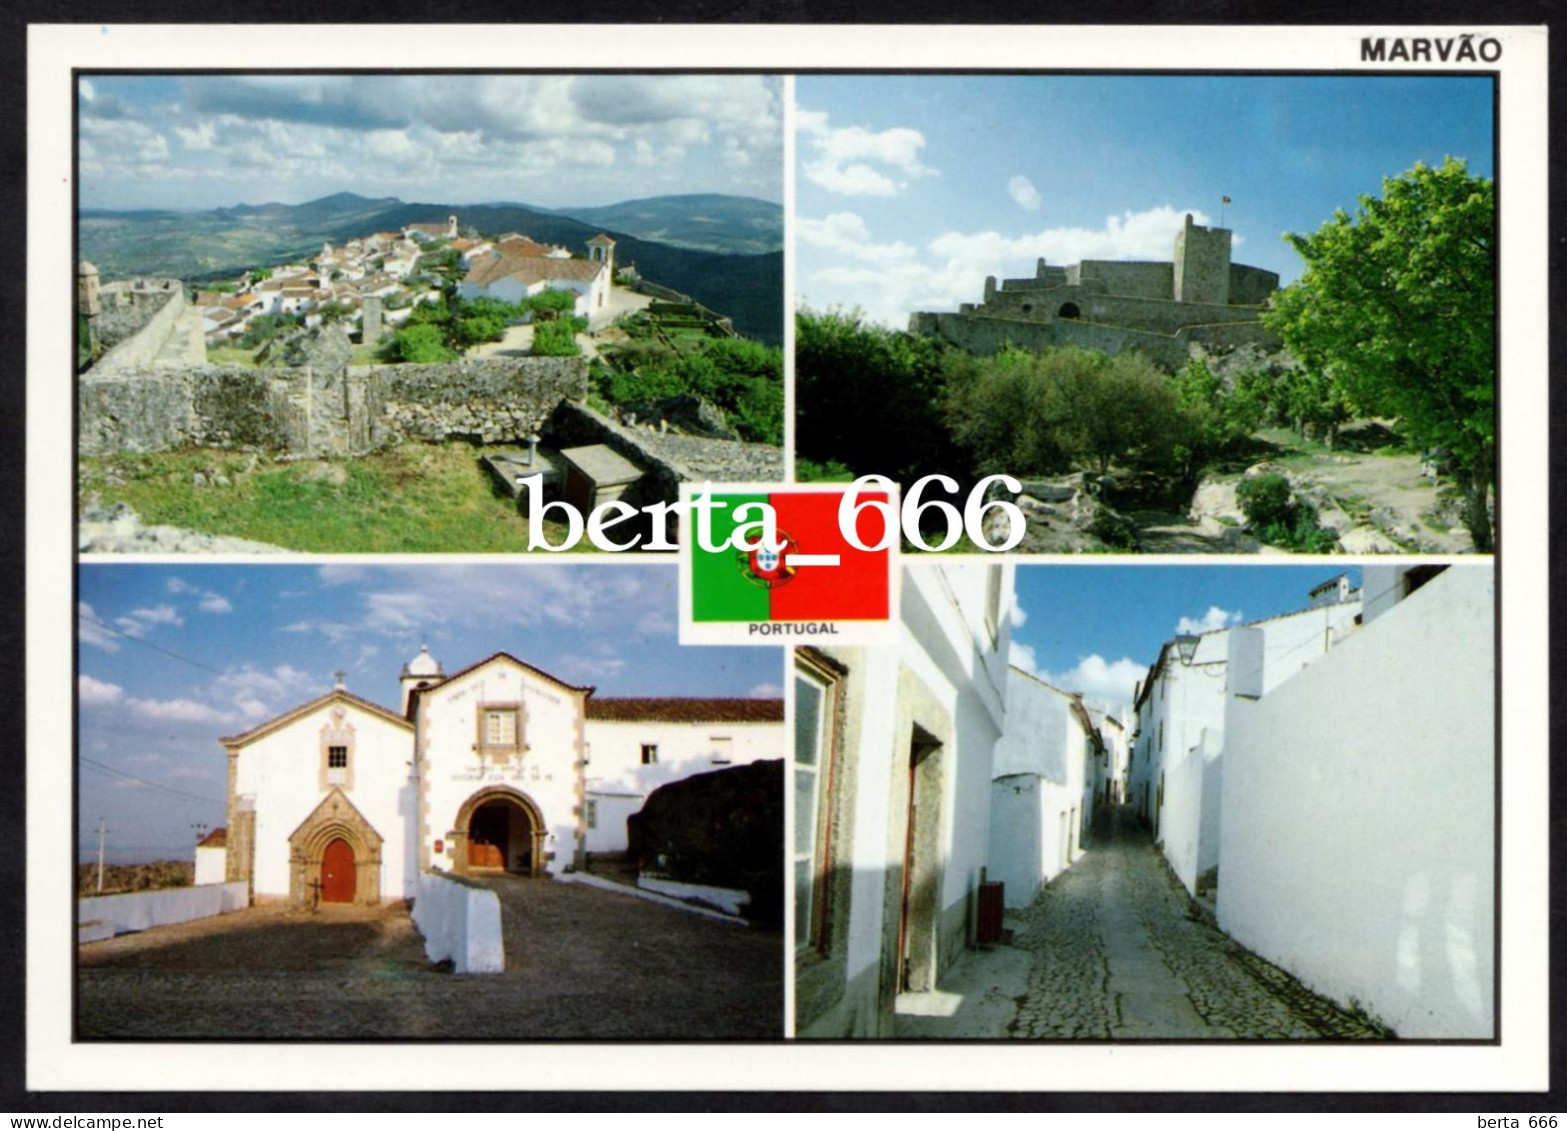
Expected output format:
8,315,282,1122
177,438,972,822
198,827,227,848
585,698,784,723
464,255,603,289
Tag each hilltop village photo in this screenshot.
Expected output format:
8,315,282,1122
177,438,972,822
75,73,786,553
795,74,1496,556
76,562,786,1040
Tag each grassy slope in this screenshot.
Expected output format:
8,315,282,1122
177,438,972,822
80,443,591,553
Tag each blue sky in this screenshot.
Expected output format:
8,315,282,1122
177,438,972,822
1009,563,1363,716
796,75,1494,327
77,74,783,211
76,563,782,862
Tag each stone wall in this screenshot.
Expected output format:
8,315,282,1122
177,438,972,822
548,400,784,505
1075,260,1174,301
93,285,176,354
1174,220,1232,305
78,881,248,938
93,283,191,373
79,356,589,458
910,311,1279,372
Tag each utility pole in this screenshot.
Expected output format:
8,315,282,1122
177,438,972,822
96,817,107,893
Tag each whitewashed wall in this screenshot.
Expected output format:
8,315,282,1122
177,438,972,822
583,717,782,853
1217,565,1494,1038
194,845,227,886
234,697,414,900
988,667,1089,908
420,658,585,877
79,881,248,937
410,870,503,974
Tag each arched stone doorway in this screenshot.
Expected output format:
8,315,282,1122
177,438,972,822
1057,301,1081,320
452,786,547,878
287,789,383,908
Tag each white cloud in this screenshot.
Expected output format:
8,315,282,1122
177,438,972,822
796,212,916,263
747,682,783,699
1009,604,1028,629
78,602,121,653
129,604,183,627
125,696,235,724
1007,174,1042,211
199,593,233,613
78,674,124,705
798,108,936,198
1038,654,1149,714
1175,606,1243,635
1009,640,1040,675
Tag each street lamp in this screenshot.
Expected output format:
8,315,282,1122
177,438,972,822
1174,633,1201,666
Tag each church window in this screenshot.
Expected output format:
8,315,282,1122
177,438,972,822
586,800,598,830
641,743,659,765
476,703,524,760
319,711,356,791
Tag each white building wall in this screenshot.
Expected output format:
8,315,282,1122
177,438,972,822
900,563,1011,969
419,659,585,878
194,845,227,886
233,701,414,900
582,717,782,853
1217,565,1494,1038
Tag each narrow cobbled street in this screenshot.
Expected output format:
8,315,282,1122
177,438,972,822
899,806,1386,1040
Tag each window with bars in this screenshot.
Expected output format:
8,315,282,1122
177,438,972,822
640,743,658,765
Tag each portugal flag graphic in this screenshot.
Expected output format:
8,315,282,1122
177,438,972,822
691,490,892,622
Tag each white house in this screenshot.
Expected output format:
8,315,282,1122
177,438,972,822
459,254,609,323
987,667,1101,910
209,647,783,908
795,561,1014,1039
1216,563,1494,1038
1128,579,1362,896
582,697,785,855
194,827,228,886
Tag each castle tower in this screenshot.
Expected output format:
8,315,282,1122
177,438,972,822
447,215,458,239
400,644,445,714
587,233,616,275
1173,212,1232,306
77,260,101,358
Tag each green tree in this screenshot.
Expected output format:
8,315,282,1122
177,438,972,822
795,307,950,482
1264,157,1495,550
388,322,458,363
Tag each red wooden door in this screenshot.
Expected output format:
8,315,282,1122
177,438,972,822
321,838,356,903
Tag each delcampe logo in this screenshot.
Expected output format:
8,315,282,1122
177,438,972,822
679,484,898,646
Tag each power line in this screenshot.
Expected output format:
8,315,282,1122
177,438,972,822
77,609,228,676
80,756,225,806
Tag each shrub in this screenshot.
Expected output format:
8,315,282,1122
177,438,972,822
531,319,581,357
1236,473,1294,528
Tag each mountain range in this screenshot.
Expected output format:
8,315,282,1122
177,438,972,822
77,192,783,345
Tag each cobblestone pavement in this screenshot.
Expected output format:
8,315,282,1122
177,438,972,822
78,876,781,1040
1007,806,1385,1040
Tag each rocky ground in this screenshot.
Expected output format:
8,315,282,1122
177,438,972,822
78,875,782,1040
989,425,1477,555
895,807,1388,1041
78,501,290,554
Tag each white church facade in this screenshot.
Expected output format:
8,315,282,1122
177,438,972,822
213,646,783,907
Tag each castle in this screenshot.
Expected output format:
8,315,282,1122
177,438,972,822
908,214,1281,370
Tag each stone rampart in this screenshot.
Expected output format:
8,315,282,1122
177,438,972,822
910,311,1280,372
79,356,589,458
93,283,191,373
